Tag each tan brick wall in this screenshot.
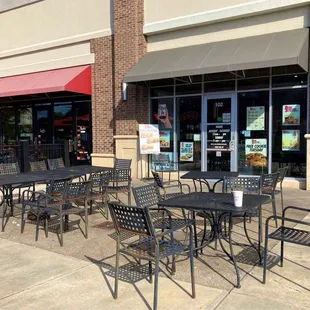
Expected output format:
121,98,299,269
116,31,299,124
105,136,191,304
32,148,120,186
113,0,148,136
90,35,114,154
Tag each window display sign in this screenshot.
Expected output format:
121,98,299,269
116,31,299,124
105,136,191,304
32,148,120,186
159,130,170,148
222,113,231,123
245,139,267,167
207,124,231,149
246,106,265,131
282,130,300,151
180,142,194,161
139,124,160,154
282,104,300,125
152,152,174,170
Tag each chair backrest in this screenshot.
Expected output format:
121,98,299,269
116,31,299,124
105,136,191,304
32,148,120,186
63,181,91,199
89,171,110,189
223,176,261,195
107,168,131,183
151,170,164,188
114,158,132,170
46,178,72,196
30,160,47,172
108,202,154,237
47,158,65,170
262,172,279,193
0,162,20,175
277,166,288,184
132,184,160,208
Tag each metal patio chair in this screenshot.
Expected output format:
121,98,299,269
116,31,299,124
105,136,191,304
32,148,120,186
108,202,195,310
261,172,280,227
29,160,48,172
114,158,132,170
47,158,65,170
151,170,190,200
0,162,33,206
263,206,310,283
45,181,92,246
21,178,72,240
275,166,288,212
105,168,132,204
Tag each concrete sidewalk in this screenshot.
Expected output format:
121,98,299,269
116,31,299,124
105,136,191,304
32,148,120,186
0,183,309,309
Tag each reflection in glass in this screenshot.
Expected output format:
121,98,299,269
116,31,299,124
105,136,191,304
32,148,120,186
0,108,16,145
18,108,33,143
54,104,73,142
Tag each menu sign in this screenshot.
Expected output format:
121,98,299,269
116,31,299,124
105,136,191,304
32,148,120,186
180,142,194,161
282,104,300,125
207,124,231,149
159,130,170,148
139,124,160,154
282,130,300,151
245,139,267,167
246,106,265,131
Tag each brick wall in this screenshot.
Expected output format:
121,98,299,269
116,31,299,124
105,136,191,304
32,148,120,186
113,0,148,136
90,36,114,154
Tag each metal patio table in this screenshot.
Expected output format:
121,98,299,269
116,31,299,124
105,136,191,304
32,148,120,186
181,171,239,192
158,192,269,288
0,165,108,231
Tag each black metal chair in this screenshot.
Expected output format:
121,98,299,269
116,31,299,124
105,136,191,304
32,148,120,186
275,166,288,212
151,170,190,200
88,171,110,217
108,202,195,310
105,168,132,204
29,160,48,172
47,158,65,170
262,172,280,227
114,158,132,170
0,162,33,206
263,206,310,283
21,178,72,240
45,181,92,246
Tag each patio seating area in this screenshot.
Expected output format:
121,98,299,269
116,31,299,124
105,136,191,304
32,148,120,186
0,166,310,309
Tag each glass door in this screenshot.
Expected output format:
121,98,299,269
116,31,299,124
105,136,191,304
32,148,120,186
33,105,53,144
202,94,237,171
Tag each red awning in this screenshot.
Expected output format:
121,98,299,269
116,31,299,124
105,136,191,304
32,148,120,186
0,66,91,97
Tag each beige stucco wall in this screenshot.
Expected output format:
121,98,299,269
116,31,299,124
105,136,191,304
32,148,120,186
145,0,255,24
0,0,111,77
147,6,310,52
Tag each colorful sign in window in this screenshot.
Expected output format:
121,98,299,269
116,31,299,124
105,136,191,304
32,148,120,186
246,106,265,131
282,104,300,125
282,130,300,151
180,142,194,162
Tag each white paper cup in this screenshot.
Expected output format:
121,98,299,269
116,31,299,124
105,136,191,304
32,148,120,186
232,191,243,207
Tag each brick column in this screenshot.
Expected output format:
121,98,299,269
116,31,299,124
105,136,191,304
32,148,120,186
113,0,148,136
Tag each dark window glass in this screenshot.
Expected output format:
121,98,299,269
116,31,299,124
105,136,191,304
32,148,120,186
54,104,73,142
238,77,269,90
175,83,201,95
149,78,174,87
176,75,202,84
205,72,235,81
150,86,174,97
272,89,307,177
207,98,231,124
238,91,269,175
205,80,235,92
272,65,305,76
176,96,201,171
17,108,33,143
151,98,174,170
236,68,270,78
272,74,308,88
0,108,16,145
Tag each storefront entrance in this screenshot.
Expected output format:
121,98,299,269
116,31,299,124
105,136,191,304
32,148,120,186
202,94,237,172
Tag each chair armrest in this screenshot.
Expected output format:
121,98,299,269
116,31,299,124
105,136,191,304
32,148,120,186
149,206,173,217
283,206,310,218
155,219,194,238
180,183,191,193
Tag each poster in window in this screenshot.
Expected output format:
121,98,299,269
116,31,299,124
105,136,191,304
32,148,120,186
245,139,267,167
159,130,170,148
246,106,265,131
180,142,194,162
282,104,300,125
139,124,160,154
152,152,174,170
282,130,300,151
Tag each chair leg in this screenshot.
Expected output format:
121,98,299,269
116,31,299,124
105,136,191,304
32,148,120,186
271,194,278,227
84,201,88,239
280,240,284,267
59,215,64,247
35,207,40,242
149,261,153,283
189,227,196,298
44,217,48,238
280,185,284,212
21,204,25,234
153,248,160,310
263,235,269,284
114,237,120,299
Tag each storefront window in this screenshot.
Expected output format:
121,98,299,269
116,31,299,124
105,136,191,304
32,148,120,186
54,104,73,142
176,96,201,171
272,89,307,177
18,108,33,143
0,108,16,145
238,91,269,175
151,98,174,169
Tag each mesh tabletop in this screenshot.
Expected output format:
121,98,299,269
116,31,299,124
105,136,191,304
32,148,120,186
158,192,269,214
181,171,239,180
0,165,110,187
